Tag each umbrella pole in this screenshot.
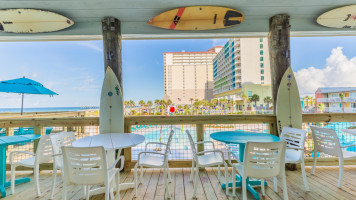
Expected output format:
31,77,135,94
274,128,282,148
21,93,24,115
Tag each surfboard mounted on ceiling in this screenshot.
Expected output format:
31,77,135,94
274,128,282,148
148,6,244,30
0,9,74,33
276,67,302,136
317,5,356,28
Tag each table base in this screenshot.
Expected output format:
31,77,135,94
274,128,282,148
0,177,31,197
221,175,267,200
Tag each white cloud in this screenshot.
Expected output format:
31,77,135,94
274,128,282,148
211,39,228,46
295,47,356,96
75,41,103,53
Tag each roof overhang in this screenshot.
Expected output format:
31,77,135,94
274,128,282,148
0,0,356,41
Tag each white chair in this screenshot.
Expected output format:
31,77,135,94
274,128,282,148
62,146,122,200
310,125,356,188
134,130,174,198
186,130,228,199
230,141,287,200
49,131,76,199
280,127,309,191
10,134,53,196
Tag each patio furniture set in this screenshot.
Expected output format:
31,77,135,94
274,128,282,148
0,125,354,199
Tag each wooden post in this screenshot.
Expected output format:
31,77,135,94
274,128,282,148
268,14,290,114
33,125,44,153
123,124,132,171
196,124,204,152
102,17,122,90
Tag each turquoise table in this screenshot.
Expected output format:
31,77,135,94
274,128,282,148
0,134,40,197
210,131,280,200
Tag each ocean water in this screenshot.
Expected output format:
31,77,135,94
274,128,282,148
0,107,99,113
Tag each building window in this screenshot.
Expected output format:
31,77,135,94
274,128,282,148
260,57,263,61
261,69,264,74
248,91,252,97
260,44,263,48
260,38,263,42
261,82,264,84
261,76,264,81
260,63,264,68
260,50,263,55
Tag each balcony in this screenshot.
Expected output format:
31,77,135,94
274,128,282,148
345,107,356,113
344,97,356,102
317,97,342,102
326,107,343,113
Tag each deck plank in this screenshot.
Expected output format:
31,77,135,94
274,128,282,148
4,166,356,200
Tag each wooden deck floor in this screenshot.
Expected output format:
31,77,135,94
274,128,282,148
3,165,356,200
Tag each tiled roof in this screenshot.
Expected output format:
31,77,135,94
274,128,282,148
316,87,356,94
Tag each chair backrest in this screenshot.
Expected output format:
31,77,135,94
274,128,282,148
281,127,307,149
62,146,108,185
185,130,197,160
310,125,341,157
165,130,175,156
244,141,286,178
35,134,53,164
50,132,76,167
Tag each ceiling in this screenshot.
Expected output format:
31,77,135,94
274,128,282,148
1,0,356,41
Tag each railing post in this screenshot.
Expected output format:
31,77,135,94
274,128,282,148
196,124,204,152
123,123,132,171
268,122,278,136
33,125,44,153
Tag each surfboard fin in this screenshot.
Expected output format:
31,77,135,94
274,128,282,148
224,11,243,26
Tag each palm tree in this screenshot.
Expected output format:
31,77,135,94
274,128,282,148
250,94,260,107
241,94,248,112
318,103,326,113
138,100,145,115
189,98,194,106
264,96,272,110
160,100,167,115
167,99,172,106
339,93,344,112
129,100,135,115
154,99,160,113
146,100,153,115
123,101,129,115
304,96,310,107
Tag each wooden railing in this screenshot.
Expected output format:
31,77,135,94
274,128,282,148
1,113,356,170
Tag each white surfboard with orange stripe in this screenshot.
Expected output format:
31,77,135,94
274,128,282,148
148,6,244,31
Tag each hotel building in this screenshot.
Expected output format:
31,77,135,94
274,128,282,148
213,38,272,109
315,87,356,113
163,47,222,104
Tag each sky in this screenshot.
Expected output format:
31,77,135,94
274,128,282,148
0,36,356,108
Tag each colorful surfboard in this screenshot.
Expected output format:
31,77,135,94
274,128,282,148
99,67,124,134
148,6,244,30
276,67,302,135
317,5,356,28
0,9,74,33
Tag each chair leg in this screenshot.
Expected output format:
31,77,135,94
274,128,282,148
311,152,317,175
50,166,57,199
261,178,265,196
11,165,15,194
338,158,344,188
300,161,310,191
190,159,195,182
281,170,288,200
273,177,278,192
242,177,247,200
116,171,120,200
232,167,236,197
62,179,68,200
193,166,199,199
224,162,228,195
164,167,171,199
167,163,172,183
85,185,90,200
105,184,110,200
34,164,41,196
218,164,221,182
140,166,144,183
134,163,138,197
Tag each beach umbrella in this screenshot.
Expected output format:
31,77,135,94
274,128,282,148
0,77,58,115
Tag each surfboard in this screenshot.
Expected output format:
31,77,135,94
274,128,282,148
276,67,302,135
317,5,356,28
148,6,244,30
0,9,74,33
99,67,124,134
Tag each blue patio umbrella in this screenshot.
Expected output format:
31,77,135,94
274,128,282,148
0,77,58,115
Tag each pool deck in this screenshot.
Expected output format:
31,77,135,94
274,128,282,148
3,165,356,199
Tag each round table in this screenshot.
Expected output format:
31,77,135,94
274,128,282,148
72,133,145,193
210,131,280,200
0,134,40,197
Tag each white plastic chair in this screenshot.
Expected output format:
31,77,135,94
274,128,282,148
232,141,287,200
62,146,122,200
310,125,356,188
186,130,228,199
10,134,53,196
49,131,76,199
134,130,174,198
280,127,309,191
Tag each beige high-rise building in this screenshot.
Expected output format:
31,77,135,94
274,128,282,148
164,47,222,104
